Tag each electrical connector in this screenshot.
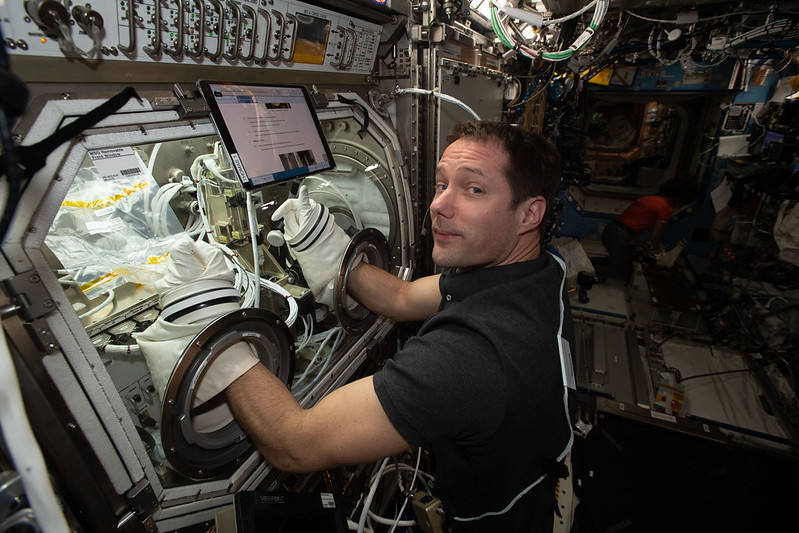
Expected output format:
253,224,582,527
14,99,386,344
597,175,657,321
707,36,727,50
411,491,446,533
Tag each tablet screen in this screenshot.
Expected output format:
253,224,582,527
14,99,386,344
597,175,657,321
197,81,335,189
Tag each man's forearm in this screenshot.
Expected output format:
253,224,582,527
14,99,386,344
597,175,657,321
347,263,440,322
225,364,313,472
224,366,413,473
347,263,406,321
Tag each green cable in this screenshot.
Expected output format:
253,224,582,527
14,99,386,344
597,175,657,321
490,6,515,49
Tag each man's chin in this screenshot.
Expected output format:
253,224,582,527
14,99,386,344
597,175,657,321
431,250,455,269
432,251,472,271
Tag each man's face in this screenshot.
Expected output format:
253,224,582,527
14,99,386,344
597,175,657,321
430,138,534,270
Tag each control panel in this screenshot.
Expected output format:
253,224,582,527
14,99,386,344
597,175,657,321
721,103,755,134
1,0,381,75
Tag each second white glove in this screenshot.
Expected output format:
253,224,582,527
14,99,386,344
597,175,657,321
272,185,350,308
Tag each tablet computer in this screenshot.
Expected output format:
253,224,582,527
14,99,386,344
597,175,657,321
197,80,335,189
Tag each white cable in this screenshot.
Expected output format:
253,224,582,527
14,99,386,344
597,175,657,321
381,462,435,485
157,183,182,232
367,510,415,528
240,274,256,308
547,0,608,61
543,0,598,25
245,191,261,308
295,326,343,388
204,157,237,183
387,447,423,533
102,343,141,355
208,239,298,326
394,88,482,120
347,520,373,532
184,211,205,237
209,242,250,284
492,0,608,62
194,178,215,242
308,328,332,342
296,315,314,351
355,451,429,530
191,148,298,324
190,154,216,241
257,276,299,327
152,182,182,237
357,457,390,533
0,323,71,533
147,143,163,174
648,26,698,67
78,289,115,320
190,152,214,183
491,7,519,52
190,143,237,184
191,144,235,242
625,10,682,24
725,18,793,49
57,277,78,286
204,146,239,183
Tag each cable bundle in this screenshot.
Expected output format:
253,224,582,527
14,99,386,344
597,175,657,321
491,0,609,62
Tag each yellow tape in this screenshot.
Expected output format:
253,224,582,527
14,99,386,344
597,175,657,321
145,252,170,265
78,251,170,291
79,272,118,292
61,181,149,209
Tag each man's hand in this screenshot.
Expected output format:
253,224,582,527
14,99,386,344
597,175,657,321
271,185,351,308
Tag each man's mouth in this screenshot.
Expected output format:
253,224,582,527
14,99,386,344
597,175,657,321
433,227,459,240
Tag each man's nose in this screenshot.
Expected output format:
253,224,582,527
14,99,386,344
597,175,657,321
430,189,452,218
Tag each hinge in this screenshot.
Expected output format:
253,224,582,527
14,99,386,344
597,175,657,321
170,83,210,119
124,478,158,532
2,271,57,321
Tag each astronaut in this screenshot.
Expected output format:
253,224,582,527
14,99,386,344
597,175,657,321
209,121,574,531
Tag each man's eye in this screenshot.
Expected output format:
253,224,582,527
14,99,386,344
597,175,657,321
436,184,447,192
470,187,482,194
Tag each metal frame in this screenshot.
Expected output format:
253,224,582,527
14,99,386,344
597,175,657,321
0,85,417,531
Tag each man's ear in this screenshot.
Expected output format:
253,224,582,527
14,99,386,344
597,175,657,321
519,196,547,232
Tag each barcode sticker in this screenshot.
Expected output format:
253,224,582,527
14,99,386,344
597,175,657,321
320,493,335,509
88,147,144,181
85,217,126,235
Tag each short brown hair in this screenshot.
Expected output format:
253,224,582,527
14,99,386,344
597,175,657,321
445,121,562,219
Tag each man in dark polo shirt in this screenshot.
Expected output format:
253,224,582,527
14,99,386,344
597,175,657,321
225,121,575,532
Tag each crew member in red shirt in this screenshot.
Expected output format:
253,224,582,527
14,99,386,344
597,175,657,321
593,178,694,280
